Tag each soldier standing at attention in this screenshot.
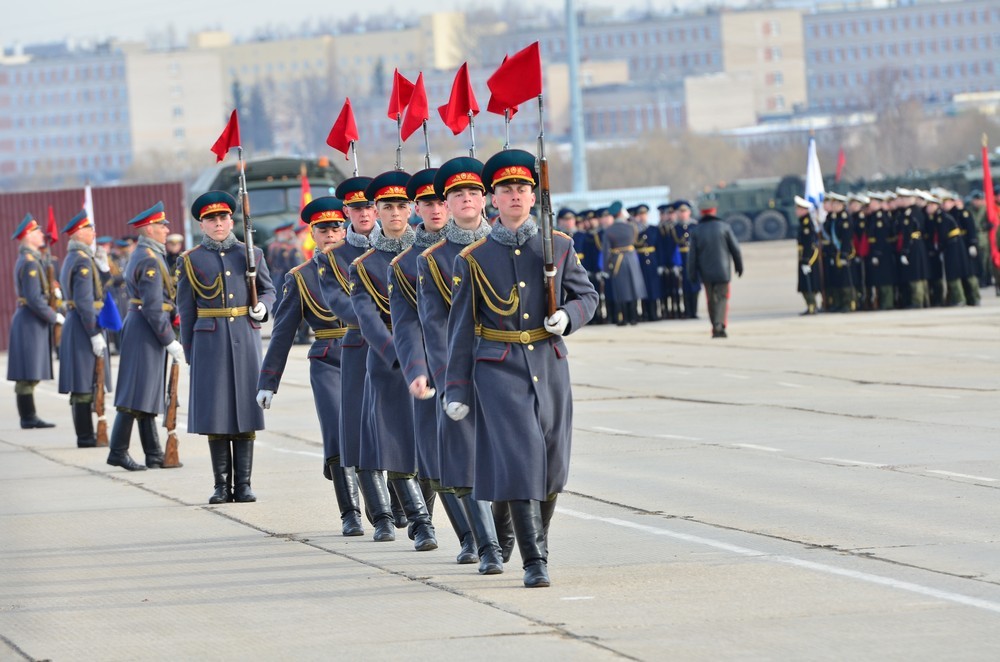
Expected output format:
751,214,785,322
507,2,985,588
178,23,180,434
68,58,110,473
8,214,64,429
444,149,598,588
632,204,661,321
106,203,186,471
58,210,113,448
350,170,437,553
671,201,700,319
895,188,930,309
256,197,364,536
863,193,898,310
941,192,981,306
794,197,820,315
688,202,743,338
601,201,646,325
177,191,275,504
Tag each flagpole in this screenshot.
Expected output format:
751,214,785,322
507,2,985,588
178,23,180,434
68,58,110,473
395,114,403,171
503,109,511,150
350,141,359,177
467,111,477,158
422,120,431,170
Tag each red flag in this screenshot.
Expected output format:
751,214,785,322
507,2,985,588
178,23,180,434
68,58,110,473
401,73,429,142
387,69,415,120
983,142,1000,269
45,205,59,244
437,63,479,135
486,56,519,119
486,41,542,108
835,147,846,183
326,98,359,158
210,110,241,162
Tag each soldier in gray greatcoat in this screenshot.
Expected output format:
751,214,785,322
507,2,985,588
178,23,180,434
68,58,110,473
8,214,63,429
350,170,437,553
107,202,186,471
601,201,646,325
444,149,598,588
176,191,275,504
58,210,113,448
256,197,364,537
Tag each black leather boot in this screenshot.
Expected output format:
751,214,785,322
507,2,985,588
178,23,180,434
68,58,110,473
72,402,97,448
439,492,476,564
409,478,438,541
208,439,233,504
17,394,55,429
389,477,437,551
389,484,408,529
331,463,364,536
493,501,515,563
508,499,550,588
461,495,504,575
106,412,145,471
137,416,165,468
357,470,395,542
232,439,256,503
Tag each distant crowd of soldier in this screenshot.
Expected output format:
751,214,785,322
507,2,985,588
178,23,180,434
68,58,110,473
794,187,998,315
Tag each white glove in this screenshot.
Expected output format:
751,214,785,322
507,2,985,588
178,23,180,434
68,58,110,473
969,245,978,258
672,266,682,277
544,309,570,336
800,264,811,275
656,266,666,276
94,247,110,273
165,340,185,364
871,256,879,267
445,402,469,421
53,286,63,301
256,389,274,409
900,255,909,266
54,312,65,326
248,302,267,321
90,333,106,357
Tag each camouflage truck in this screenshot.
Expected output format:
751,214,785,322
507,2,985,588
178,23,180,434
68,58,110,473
702,175,804,243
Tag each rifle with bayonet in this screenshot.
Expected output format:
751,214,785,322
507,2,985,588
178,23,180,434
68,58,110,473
237,147,259,308
536,97,557,317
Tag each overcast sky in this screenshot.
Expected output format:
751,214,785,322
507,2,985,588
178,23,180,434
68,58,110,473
4,0,750,47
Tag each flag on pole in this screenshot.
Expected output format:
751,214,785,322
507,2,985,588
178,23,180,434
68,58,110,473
210,109,241,162
83,183,95,230
299,169,315,259
45,205,59,245
983,138,1000,269
486,41,543,108
835,147,846,183
804,137,826,234
387,69,415,120
437,63,479,135
401,73,429,141
486,56,519,119
326,98,359,158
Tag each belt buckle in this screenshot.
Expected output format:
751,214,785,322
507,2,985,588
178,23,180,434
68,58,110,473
230,306,239,317
518,330,531,344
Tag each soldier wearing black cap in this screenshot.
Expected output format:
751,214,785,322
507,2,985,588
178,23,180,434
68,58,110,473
577,210,605,323
350,170,437,552
667,200,700,318
632,203,661,321
58,210,114,447
177,191,276,503
8,214,63,429
444,149,598,588
656,203,680,318
106,202,185,471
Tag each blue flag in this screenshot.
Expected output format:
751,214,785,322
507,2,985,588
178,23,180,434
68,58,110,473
98,289,122,331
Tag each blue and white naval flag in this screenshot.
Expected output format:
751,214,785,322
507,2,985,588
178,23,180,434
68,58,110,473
805,137,827,238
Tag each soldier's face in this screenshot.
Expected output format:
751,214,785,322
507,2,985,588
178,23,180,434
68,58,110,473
676,208,691,222
345,205,376,235
446,187,486,226
312,224,345,252
144,222,170,244
377,200,411,238
415,198,448,232
25,226,46,250
558,216,576,233
73,225,96,245
200,212,233,241
491,183,535,223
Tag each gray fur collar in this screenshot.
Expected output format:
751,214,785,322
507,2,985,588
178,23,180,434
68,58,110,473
414,224,445,249
68,239,94,256
444,218,491,246
202,233,239,251
370,224,415,254
21,246,43,260
346,226,370,249
137,234,165,256
490,218,538,247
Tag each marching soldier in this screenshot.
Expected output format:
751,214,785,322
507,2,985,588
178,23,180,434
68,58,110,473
601,201,646,325
633,204,661,321
863,192,898,310
444,149,598,588
107,202,186,471
176,191,275,504
8,214,63,429
58,210,113,448
256,197,364,536
350,170,437,552
794,197,820,315
417,157,505,574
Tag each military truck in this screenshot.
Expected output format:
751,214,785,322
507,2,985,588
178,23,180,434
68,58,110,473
187,156,346,244
703,175,804,243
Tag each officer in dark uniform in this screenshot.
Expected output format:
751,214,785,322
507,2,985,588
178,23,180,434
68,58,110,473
601,201,645,325
632,204,661,321
823,192,857,312
894,188,930,308
689,202,743,338
350,170,437,552
176,191,275,503
863,192,898,310
848,193,869,310
941,191,981,305
8,214,63,429
925,192,966,306
794,197,821,315
444,149,598,588
669,201,700,318
107,202,185,471
656,202,681,318
578,210,605,324
58,210,113,448
256,197,364,536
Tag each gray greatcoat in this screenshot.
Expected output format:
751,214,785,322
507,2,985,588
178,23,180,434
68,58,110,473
601,220,647,303
8,247,58,382
114,237,175,414
58,241,112,394
446,220,598,502
176,234,275,435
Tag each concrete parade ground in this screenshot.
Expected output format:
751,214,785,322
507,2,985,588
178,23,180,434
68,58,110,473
2,239,999,661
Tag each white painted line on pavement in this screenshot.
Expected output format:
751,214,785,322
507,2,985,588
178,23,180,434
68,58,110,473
558,507,1000,615
656,434,702,441
734,443,783,452
561,596,595,601
592,426,631,435
777,382,804,388
820,457,888,467
259,443,323,458
926,470,997,482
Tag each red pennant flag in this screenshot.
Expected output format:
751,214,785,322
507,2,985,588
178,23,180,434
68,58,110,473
326,98,359,158
45,205,59,244
387,69,415,120
210,109,241,162
983,142,1000,269
835,147,846,183
486,56,519,119
437,63,480,136
401,73,429,142
487,41,542,108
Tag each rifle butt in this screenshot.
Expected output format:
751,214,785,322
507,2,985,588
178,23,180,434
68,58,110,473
162,432,182,468
94,357,108,446
161,362,182,467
